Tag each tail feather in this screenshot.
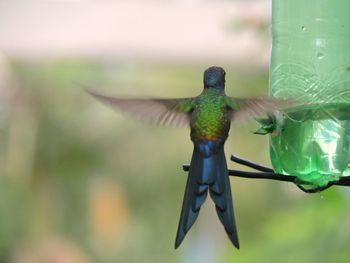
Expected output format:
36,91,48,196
175,146,239,249
210,148,239,249
192,188,207,212
197,157,216,185
175,149,208,249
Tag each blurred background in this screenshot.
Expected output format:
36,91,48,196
0,0,350,262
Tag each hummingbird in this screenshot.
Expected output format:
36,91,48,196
88,66,291,249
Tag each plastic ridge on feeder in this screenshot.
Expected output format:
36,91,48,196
263,0,350,191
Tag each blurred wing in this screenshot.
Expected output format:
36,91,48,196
227,97,294,122
88,90,195,127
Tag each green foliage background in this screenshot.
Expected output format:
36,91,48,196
0,61,349,262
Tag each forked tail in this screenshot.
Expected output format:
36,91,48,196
175,146,239,249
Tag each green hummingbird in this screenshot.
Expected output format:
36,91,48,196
88,66,290,249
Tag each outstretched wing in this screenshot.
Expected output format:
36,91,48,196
88,90,195,127
226,96,294,122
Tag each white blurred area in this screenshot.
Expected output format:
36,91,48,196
0,0,271,67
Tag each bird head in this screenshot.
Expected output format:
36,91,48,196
203,66,226,89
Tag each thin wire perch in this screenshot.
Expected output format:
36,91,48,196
182,155,350,193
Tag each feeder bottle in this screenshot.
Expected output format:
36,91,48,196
269,0,350,191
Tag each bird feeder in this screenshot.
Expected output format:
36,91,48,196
267,0,350,192
185,0,350,192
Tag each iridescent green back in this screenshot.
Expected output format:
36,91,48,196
190,89,230,142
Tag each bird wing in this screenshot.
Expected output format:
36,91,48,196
88,90,195,127
225,96,293,122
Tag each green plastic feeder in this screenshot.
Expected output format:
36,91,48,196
269,0,350,191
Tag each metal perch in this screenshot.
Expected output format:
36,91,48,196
183,155,350,193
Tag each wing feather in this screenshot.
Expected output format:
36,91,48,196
88,90,194,127
227,97,294,122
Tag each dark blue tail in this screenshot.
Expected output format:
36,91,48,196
175,146,239,249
